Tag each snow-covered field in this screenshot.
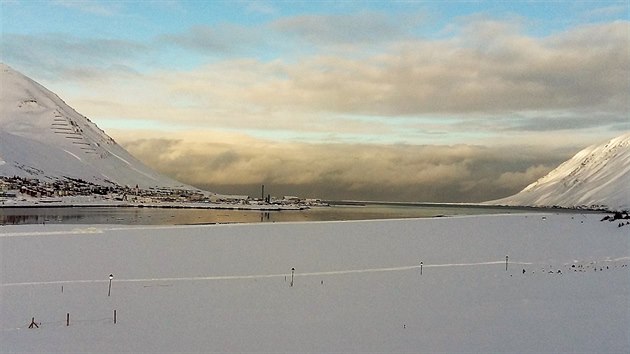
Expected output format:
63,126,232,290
1,214,628,353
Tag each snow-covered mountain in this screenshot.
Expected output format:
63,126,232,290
489,133,630,211
0,63,194,190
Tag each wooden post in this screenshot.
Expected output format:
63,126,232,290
66,313,70,326
114,310,117,324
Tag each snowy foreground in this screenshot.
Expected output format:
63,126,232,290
1,214,628,353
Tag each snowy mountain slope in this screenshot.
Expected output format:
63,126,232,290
0,63,194,189
489,133,630,210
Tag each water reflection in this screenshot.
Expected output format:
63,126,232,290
0,204,546,226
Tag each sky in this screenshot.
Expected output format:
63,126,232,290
1,0,629,202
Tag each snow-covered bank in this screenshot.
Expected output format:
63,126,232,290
1,214,628,353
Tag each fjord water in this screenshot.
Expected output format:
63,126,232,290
0,203,560,226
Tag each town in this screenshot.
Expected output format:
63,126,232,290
0,176,322,209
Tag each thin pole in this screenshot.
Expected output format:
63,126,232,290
108,274,113,296
290,267,295,287
505,255,509,271
66,313,70,326
114,310,117,324
420,261,423,275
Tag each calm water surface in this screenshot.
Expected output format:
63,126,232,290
0,203,563,226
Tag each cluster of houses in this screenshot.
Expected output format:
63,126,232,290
0,176,204,203
1,175,115,198
0,176,324,207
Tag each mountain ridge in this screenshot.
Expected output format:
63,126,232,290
0,63,196,191
489,133,630,211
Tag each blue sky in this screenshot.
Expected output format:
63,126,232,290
4,1,623,36
1,0,628,201
4,1,625,69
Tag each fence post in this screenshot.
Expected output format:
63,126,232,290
505,255,509,271
290,268,295,287
108,274,113,296
114,310,117,324
66,313,70,326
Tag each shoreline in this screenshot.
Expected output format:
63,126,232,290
325,199,613,212
1,199,609,213
0,200,310,211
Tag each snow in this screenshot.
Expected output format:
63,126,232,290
488,133,630,211
1,214,628,353
62,149,82,162
0,63,194,190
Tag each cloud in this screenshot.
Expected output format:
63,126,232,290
270,11,424,45
580,4,628,21
52,0,120,16
168,20,622,139
241,0,277,15
9,18,620,151
503,111,630,132
4,17,626,149
0,33,147,81
141,20,629,128
160,24,265,54
114,130,572,202
495,165,552,190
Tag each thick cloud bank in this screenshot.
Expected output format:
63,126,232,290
120,133,570,202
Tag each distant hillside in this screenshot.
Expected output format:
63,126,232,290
488,133,630,211
0,63,196,190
